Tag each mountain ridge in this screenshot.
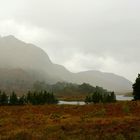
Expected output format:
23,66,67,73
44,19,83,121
0,35,132,93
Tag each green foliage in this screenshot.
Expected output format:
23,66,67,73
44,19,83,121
79,83,95,93
9,92,19,105
0,91,8,105
85,91,116,104
0,90,58,105
33,81,112,97
0,80,117,105
26,90,58,105
133,74,140,100
18,95,27,105
85,95,92,103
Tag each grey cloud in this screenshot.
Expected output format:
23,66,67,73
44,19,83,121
0,0,140,81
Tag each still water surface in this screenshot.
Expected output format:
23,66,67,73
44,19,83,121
58,95,133,105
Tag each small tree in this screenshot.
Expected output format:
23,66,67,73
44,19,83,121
85,95,92,104
85,91,116,104
18,95,26,105
0,92,8,105
26,91,33,104
92,91,102,103
110,92,116,102
133,74,140,100
9,92,18,105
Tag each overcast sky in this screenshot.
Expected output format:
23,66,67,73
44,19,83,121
0,0,140,82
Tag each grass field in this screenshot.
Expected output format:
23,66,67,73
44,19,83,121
0,101,140,140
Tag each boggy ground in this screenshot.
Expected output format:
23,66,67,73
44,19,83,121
0,101,140,140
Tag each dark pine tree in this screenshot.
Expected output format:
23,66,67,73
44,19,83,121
9,92,18,105
133,74,140,100
85,95,92,104
0,91,8,105
18,95,27,105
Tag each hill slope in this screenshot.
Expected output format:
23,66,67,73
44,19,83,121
0,35,132,93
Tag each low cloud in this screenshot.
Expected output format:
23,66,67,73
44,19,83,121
0,19,50,45
0,0,140,81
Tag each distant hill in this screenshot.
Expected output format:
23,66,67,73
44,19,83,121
73,71,132,93
0,35,132,93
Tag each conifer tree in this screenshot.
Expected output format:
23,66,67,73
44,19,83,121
9,92,18,105
0,91,8,105
133,74,140,100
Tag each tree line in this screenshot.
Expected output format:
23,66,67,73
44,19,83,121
0,90,58,105
85,91,116,104
33,81,116,103
33,81,112,96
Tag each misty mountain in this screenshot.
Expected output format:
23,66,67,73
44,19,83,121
0,35,132,93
